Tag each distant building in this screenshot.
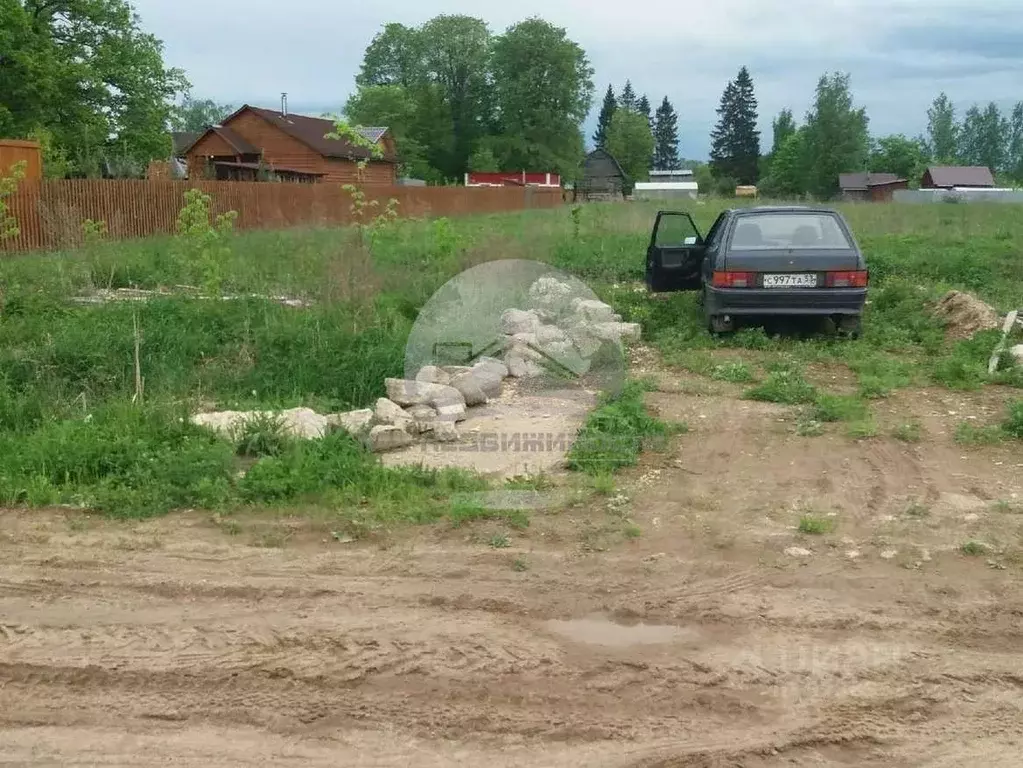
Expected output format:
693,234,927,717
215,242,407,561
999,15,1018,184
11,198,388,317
464,171,560,187
838,172,908,202
575,149,627,201
921,166,995,189
183,105,397,184
647,169,694,181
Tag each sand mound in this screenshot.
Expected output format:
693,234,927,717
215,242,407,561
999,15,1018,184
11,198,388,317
933,290,1001,339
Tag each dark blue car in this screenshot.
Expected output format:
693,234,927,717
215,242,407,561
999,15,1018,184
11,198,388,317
645,205,868,336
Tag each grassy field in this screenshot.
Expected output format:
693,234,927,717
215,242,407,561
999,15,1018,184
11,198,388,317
1,199,1021,521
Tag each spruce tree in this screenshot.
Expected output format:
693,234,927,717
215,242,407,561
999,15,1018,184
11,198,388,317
709,66,761,185
593,84,616,148
652,96,680,170
619,80,637,112
637,95,652,128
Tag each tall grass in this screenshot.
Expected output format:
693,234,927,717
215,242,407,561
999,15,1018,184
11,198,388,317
1,199,1022,517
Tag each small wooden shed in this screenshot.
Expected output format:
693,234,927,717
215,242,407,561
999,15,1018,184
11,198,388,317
575,148,626,201
0,139,43,180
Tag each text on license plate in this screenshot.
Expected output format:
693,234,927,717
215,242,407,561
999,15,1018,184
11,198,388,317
762,273,817,288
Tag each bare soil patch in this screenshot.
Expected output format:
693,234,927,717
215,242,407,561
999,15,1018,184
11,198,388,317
2,360,1022,767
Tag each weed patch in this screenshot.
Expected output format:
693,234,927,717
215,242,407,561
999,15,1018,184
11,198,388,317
798,515,835,535
744,366,817,405
567,380,680,475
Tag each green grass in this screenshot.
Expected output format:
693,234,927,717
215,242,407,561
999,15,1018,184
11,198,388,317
798,514,835,535
566,379,682,475
744,366,818,405
961,540,988,557
2,199,1022,520
892,422,923,442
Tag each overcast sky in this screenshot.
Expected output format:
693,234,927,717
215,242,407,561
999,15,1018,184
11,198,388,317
135,0,1023,160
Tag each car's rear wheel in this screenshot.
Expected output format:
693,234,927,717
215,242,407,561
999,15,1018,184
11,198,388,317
708,314,735,335
837,315,862,339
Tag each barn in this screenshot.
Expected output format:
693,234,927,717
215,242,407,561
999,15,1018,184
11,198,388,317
575,149,626,201
921,166,996,189
182,105,398,184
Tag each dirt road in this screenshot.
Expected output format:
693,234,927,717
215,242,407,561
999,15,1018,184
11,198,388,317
3,360,1023,766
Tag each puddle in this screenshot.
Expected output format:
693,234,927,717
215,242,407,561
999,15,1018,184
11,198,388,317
544,615,685,648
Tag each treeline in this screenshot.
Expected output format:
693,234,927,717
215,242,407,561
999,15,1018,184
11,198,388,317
591,81,682,185
344,15,594,184
705,68,1023,198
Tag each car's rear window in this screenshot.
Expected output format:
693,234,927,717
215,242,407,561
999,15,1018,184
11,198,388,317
729,213,852,250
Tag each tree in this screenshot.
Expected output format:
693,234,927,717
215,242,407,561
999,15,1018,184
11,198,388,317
345,84,431,178
0,0,187,177
488,17,593,179
170,94,233,132
593,84,616,148
619,80,637,112
709,66,761,185
355,23,424,89
926,92,959,164
760,128,808,198
869,134,928,182
420,15,492,180
636,95,652,127
770,109,797,155
652,96,680,170
958,102,1007,172
606,109,654,189
801,72,869,199
1007,102,1023,183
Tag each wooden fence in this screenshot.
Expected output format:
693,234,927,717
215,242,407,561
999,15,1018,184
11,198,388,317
0,179,565,253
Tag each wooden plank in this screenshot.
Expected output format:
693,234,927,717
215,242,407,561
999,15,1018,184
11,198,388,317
988,309,1020,375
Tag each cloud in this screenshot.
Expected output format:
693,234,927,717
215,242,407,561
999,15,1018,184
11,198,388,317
134,0,1023,159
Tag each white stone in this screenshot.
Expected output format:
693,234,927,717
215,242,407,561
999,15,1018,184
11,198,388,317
1011,344,1023,366
567,325,602,358
506,354,544,378
500,308,540,336
529,276,576,318
471,368,503,398
449,371,488,406
571,298,615,324
472,356,509,380
880,549,898,560
384,378,466,410
192,408,329,440
365,424,413,453
536,324,568,344
441,365,473,377
785,546,813,558
591,322,642,344
415,365,451,386
405,404,439,434
327,408,373,435
435,402,468,422
428,421,460,442
373,398,412,429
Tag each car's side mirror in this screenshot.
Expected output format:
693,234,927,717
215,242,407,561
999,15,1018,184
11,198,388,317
683,236,698,246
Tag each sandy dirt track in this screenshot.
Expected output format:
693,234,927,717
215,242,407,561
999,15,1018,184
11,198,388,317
2,361,1023,767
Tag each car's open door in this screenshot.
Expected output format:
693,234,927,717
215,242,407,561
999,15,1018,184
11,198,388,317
646,211,705,292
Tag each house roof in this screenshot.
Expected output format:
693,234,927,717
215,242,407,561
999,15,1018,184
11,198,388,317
171,131,201,156
839,172,903,190
585,147,626,177
924,165,995,187
241,106,395,162
180,125,259,156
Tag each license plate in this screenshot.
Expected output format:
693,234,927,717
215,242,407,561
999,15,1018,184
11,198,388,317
762,273,817,288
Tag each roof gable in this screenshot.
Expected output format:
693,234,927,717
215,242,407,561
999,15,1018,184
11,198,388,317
839,172,903,190
585,148,626,177
222,105,395,162
925,166,995,187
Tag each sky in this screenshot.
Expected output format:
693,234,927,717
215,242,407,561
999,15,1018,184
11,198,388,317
134,0,1023,160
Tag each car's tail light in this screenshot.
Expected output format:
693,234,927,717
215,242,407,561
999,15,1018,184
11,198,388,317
825,270,868,288
712,271,756,288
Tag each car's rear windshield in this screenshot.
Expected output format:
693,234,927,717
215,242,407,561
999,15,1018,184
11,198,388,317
729,213,852,250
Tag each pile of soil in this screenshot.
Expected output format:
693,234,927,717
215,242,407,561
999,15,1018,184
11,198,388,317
933,290,1001,339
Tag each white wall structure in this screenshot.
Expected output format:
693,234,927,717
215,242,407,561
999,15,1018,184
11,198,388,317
893,188,1023,203
632,181,700,200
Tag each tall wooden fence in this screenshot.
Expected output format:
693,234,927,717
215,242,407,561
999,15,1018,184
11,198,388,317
0,180,565,253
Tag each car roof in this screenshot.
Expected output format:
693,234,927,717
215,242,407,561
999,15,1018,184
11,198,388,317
729,205,839,216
